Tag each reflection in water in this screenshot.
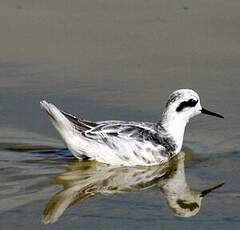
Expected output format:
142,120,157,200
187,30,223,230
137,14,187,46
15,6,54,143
43,151,224,224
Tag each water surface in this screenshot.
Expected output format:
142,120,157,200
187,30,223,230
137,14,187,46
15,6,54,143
0,0,240,229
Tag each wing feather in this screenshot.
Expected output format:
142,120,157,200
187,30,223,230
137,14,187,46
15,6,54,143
86,123,156,141
85,122,176,152
61,111,97,133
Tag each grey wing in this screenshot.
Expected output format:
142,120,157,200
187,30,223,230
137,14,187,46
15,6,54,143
61,111,176,153
85,122,176,152
84,122,163,145
61,111,98,132
61,111,153,139
61,111,174,151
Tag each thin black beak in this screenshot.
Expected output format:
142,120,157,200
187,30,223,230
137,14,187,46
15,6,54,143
201,108,224,119
200,182,224,197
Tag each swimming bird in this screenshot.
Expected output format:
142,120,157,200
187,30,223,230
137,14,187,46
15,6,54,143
40,89,223,166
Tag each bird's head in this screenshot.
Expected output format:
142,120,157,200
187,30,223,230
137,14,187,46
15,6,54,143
164,89,224,122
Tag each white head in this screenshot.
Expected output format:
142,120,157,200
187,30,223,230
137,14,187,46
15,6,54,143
160,89,223,150
163,89,224,123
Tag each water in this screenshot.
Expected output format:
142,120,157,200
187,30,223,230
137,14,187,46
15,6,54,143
0,0,240,229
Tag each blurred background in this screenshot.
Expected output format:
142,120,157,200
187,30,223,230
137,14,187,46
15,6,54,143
0,0,239,145
0,1,239,229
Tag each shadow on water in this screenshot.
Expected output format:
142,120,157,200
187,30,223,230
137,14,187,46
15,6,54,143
0,140,73,214
0,141,71,158
0,140,226,225
42,151,224,224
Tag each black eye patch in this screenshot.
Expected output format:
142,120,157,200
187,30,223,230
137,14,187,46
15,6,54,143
176,99,198,112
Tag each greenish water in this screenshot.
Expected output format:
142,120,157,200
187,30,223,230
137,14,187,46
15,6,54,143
0,0,240,229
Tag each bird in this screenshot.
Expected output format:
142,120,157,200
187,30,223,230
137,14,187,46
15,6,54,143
40,89,224,166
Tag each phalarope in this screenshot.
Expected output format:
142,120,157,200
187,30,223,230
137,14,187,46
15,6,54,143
40,89,223,166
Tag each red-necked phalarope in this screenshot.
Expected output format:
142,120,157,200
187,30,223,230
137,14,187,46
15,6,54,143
40,89,224,166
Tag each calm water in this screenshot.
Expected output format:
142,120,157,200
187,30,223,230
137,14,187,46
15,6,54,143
0,1,240,229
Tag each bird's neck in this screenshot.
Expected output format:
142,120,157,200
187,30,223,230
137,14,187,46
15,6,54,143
157,112,188,152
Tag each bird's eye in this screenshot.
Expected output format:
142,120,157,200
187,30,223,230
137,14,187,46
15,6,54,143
176,99,198,112
188,99,196,105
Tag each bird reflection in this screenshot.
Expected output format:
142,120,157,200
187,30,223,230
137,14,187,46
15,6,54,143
43,151,224,224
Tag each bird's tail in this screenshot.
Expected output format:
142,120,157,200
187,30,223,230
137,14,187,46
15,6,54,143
40,100,98,160
40,100,79,151
40,100,73,134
